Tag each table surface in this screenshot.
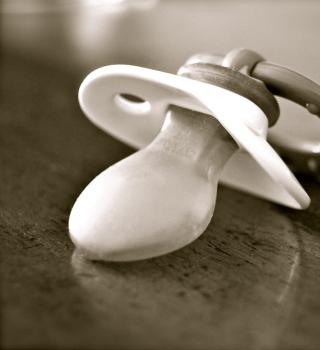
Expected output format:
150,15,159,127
1,1,320,349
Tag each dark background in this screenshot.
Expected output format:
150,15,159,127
1,1,320,349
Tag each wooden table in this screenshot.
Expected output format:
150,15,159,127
1,1,320,349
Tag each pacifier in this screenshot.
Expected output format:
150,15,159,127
69,48,319,261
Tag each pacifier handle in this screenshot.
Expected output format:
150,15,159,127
252,61,320,117
187,48,320,118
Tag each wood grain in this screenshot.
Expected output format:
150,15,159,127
1,1,320,349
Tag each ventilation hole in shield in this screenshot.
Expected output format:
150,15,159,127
114,93,151,115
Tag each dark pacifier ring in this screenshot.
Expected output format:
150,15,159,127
184,48,320,175
184,48,320,120
178,62,280,127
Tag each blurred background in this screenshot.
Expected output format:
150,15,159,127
3,0,320,74
2,0,320,171
1,1,320,350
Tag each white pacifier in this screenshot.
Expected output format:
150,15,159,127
69,48,319,261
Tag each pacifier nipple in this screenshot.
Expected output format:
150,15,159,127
69,103,236,261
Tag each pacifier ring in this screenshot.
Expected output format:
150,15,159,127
179,62,280,127
187,48,320,119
